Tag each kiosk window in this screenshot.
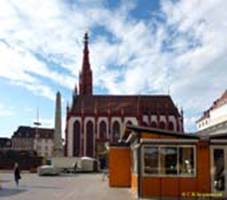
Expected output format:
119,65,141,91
144,147,159,174
179,147,195,176
143,145,196,177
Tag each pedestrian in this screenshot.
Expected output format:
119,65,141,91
14,162,21,188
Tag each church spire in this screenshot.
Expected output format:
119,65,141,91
82,32,90,70
79,33,93,95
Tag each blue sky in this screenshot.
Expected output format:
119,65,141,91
0,0,227,138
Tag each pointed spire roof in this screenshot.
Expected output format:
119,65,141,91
78,32,93,96
74,84,78,95
82,32,90,71
56,91,60,97
180,106,184,117
66,101,70,113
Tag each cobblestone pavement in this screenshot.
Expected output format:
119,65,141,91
0,172,133,200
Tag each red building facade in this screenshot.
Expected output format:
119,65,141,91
65,33,184,158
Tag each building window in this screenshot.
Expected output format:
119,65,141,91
168,122,174,131
151,121,157,128
160,147,177,175
99,121,107,140
142,121,148,127
37,145,41,151
159,121,165,129
179,147,195,176
126,120,133,125
144,147,159,174
86,121,94,157
143,145,196,177
73,121,80,157
112,121,120,142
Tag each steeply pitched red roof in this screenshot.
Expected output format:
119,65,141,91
212,90,227,109
70,95,180,116
197,90,227,122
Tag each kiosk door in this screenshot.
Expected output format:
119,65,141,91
211,146,227,196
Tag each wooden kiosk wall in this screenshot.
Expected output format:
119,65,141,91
136,133,211,198
109,146,131,187
108,131,211,199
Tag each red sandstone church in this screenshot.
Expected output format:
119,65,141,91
65,33,184,158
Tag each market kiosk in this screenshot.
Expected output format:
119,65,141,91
109,125,227,199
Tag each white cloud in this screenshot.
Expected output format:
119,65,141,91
0,103,14,117
0,0,84,99
158,0,227,130
0,0,227,131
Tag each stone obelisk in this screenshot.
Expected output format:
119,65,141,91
53,91,63,156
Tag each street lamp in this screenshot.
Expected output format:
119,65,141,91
34,107,41,156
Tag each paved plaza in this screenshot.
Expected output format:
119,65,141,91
0,172,133,200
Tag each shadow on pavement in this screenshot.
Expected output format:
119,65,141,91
21,185,60,189
59,173,78,176
37,173,79,178
0,188,26,197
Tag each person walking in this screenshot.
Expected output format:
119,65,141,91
14,162,21,188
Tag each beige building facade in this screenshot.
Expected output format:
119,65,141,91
12,126,54,157
197,90,227,134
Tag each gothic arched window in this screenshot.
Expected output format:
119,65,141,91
126,120,133,126
159,121,165,129
99,121,107,141
73,121,80,157
86,121,94,157
151,121,157,128
112,121,120,143
168,121,174,131
142,121,148,127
